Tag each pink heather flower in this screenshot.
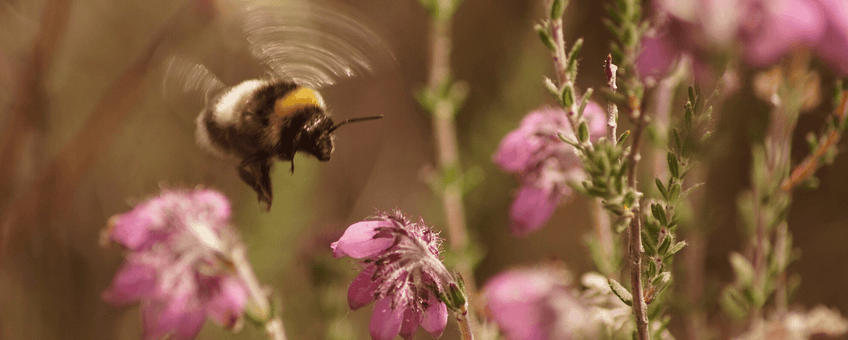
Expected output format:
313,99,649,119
649,0,848,76
102,189,247,340
332,211,451,340
494,104,607,236
812,0,848,75
483,266,596,340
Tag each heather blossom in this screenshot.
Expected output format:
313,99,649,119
643,0,848,79
494,104,607,236
483,266,600,340
332,211,452,340
101,189,248,340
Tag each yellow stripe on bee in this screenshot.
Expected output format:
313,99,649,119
274,87,325,118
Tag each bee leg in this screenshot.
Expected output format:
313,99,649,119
238,158,273,210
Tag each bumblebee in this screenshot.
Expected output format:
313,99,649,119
195,78,381,210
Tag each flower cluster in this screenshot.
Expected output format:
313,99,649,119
101,189,247,340
643,0,848,79
332,211,451,340
494,104,607,236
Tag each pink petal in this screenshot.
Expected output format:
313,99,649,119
509,185,561,236
331,221,394,259
102,258,158,305
191,189,232,229
109,209,162,250
204,276,247,329
637,33,678,80
743,0,825,66
583,101,609,141
815,0,848,75
348,265,379,310
420,296,448,339
369,297,405,340
399,308,422,340
484,270,557,340
141,274,205,340
493,129,542,172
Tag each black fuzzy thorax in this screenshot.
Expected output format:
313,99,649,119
202,80,329,161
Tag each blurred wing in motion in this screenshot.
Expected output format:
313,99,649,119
240,0,396,89
161,55,226,107
161,0,395,106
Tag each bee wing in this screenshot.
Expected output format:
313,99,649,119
161,55,226,107
239,1,395,89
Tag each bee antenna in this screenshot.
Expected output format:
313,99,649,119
329,115,384,132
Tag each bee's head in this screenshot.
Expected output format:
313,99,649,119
302,113,336,161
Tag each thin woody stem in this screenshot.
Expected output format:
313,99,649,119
231,246,288,340
781,91,848,191
625,105,650,340
423,0,479,335
546,5,582,139
455,303,475,340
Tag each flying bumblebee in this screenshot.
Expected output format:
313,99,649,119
195,78,381,209
164,1,391,210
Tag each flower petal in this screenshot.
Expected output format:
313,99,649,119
509,185,560,236
191,189,232,230
141,273,205,340
369,297,405,340
205,276,247,329
348,265,379,310
493,129,542,172
420,296,448,339
399,307,422,340
102,257,158,305
484,269,559,340
331,221,394,258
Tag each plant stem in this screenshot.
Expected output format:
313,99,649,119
626,111,650,340
781,91,848,191
455,303,475,340
423,0,478,335
589,199,616,277
231,246,288,340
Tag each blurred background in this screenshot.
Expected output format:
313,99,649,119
1,0,847,339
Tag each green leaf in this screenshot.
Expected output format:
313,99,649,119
550,0,565,19
578,121,590,143
672,128,682,151
668,183,681,201
544,77,560,102
535,24,557,52
667,152,680,179
557,132,579,147
617,130,630,146
578,88,593,117
655,178,667,199
729,252,754,287
562,86,575,108
657,234,671,255
568,37,583,60
720,288,749,320
663,241,687,259
651,203,667,226
608,278,633,306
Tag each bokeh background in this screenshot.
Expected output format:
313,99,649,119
1,0,847,339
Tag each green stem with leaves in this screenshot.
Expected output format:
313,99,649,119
416,0,477,336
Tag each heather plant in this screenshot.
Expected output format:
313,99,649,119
7,0,848,339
